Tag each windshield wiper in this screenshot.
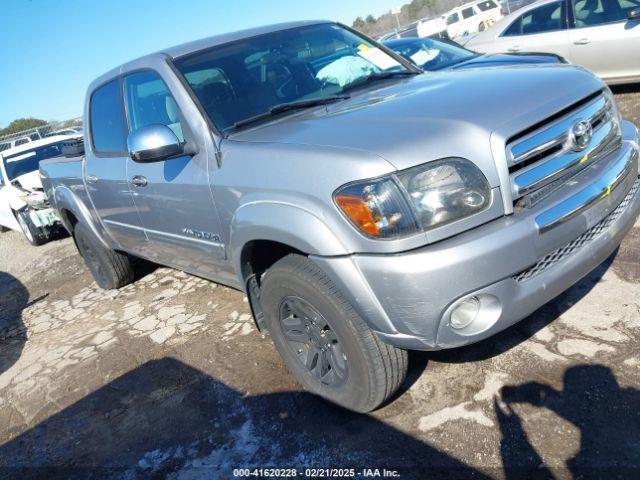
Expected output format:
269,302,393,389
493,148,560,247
232,95,350,130
340,70,420,93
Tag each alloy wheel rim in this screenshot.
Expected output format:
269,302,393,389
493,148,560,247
279,296,348,387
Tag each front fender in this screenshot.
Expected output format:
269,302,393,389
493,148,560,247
230,201,348,280
53,186,112,250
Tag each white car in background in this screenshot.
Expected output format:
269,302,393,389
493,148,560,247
0,136,69,244
445,0,504,39
466,0,640,84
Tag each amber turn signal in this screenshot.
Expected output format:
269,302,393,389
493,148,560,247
335,194,380,236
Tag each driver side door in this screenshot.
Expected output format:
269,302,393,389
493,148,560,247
122,70,225,278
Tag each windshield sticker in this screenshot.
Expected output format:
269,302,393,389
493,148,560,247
357,47,401,71
410,49,440,65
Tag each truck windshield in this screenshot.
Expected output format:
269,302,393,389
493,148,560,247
2,142,65,181
173,23,412,132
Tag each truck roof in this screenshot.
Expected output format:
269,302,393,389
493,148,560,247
162,20,331,59
91,20,332,90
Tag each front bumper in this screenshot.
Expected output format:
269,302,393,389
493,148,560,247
313,124,640,350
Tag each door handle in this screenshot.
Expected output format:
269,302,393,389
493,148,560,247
508,45,521,52
86,174,98,184
131,175,148,187
574,38,590,45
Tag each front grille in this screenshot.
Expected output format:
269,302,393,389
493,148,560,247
507,91,622,208
512,177,639,282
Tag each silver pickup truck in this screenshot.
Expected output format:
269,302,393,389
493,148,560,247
40,21,640,412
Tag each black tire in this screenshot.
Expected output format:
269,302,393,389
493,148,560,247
73,222,134,290
261,254,408,413
15,210,46,246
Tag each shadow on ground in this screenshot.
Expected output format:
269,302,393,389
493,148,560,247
0,357,637,479
0,357,488,480
0,272,30,375
497,365,640,479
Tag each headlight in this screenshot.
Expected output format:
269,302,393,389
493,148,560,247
604,88,622,136
397,159,491,230
334,158,491,239
334,177,419,238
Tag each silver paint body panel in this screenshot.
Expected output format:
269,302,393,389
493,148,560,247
39,21,640,349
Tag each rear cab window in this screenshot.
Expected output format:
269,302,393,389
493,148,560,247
89,79,128,154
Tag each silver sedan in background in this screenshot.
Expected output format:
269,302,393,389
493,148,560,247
466,0,640,84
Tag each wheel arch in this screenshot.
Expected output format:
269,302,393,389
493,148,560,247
53,186,112,249
230,202,348,331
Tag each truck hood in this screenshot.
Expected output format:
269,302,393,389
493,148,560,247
13,170,43,192
232,65,604,181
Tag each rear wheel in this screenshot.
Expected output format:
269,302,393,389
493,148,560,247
73,222,134,290
261,254,408,413
15,210,46,246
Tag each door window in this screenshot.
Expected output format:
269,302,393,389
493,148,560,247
572,0,640,27
123,71,184,142
89,79,128,153
502,1,565,35
462,7,476,18
447,12,460,24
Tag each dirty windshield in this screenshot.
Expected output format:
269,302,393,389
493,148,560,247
174,23,410,131
2,142,65,181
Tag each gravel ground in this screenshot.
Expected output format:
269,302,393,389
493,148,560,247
0,88,638,479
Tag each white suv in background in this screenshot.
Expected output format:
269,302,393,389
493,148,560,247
445,0,504,39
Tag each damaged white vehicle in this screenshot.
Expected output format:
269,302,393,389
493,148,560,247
0,136,73,245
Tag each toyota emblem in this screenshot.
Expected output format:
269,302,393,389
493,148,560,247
569,119,593,151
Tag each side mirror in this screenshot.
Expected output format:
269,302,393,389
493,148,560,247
127,124,184,163
629,8,640,20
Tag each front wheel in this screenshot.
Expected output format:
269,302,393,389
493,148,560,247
261,254,408,412
15,210,46,246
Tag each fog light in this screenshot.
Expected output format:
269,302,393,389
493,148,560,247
450,296,480,329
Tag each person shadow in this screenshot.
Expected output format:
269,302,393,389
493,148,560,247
0,272,29,375
0,357,490,480
496,364,640,479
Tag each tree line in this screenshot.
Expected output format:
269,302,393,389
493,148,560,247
352,0,470,37
0,117,82,138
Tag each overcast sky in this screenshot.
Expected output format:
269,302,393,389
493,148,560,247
0,0,400,127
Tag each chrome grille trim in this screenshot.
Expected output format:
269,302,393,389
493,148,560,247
509,95,607,166
507,92,622,204
513,177,640,283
